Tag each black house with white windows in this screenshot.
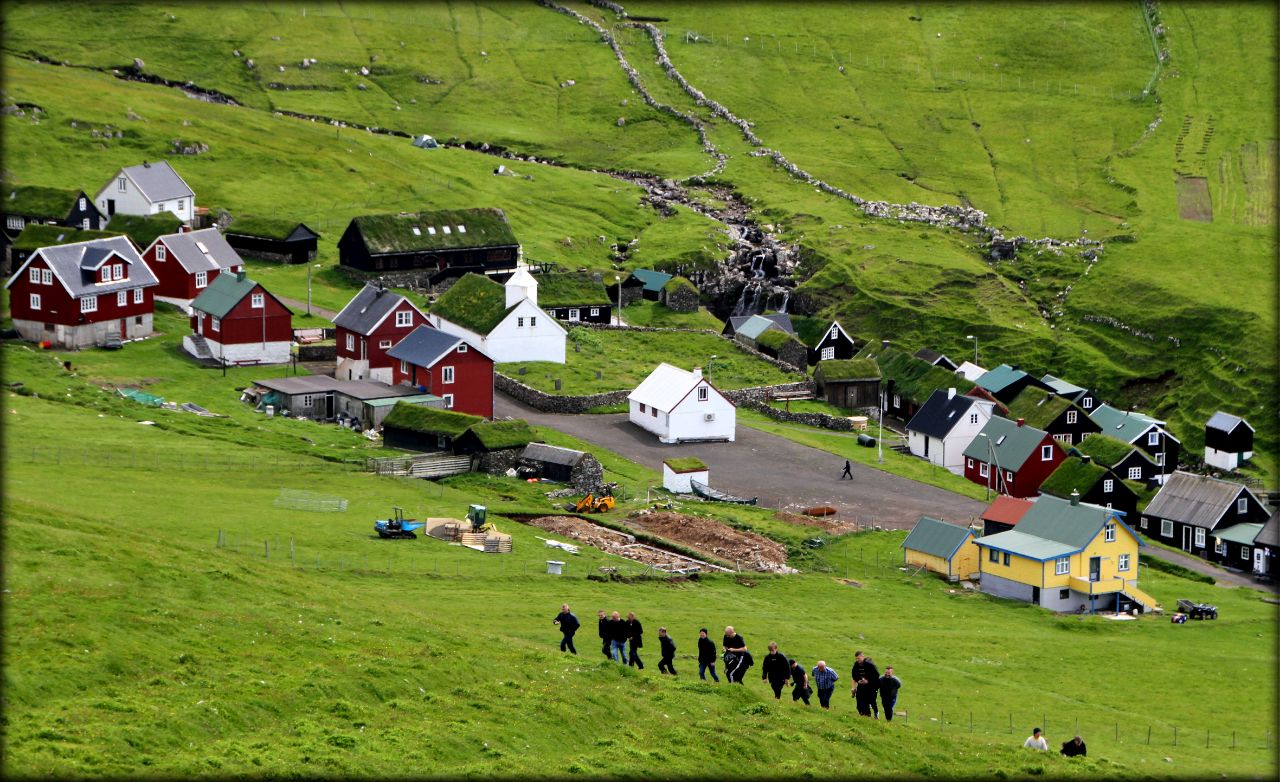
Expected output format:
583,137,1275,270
3,185,108,250
1139,471,1270,560
1088,404,1181,484
913,348,957,372
1203,412,1254,472
807,319,858,365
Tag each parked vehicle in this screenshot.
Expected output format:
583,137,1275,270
1176,598,1218,620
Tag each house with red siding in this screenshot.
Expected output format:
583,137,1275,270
961,415,1066,498
142,228,244,301
5,235,158,348
387,325,493,418
183,272,292,365
332,283,430,383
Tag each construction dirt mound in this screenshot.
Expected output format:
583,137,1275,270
524,516,726,572
773,510,856,534
625,510,792,573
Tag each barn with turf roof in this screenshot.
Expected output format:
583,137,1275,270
224,216,319,264
1070,434,1162,489
452,418,537,457
815,358,883,410
875,346,975,421
902,516,979,581
804,319,858,365
338,208,519,282
427,269,565,364
380,402,482,453
1001,387,1099,447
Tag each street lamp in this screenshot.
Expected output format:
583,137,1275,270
307,263,321,316
707,354,717,383
877,389,884,464
614,274,622,325
965,334,978,365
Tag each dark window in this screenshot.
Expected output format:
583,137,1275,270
988,549,999,563
1059,589,1070,600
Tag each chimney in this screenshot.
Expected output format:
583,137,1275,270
947,387,956,399
692,367,702,378
1070,490,1080,506
1080,455,1092,465
180,224,192,234
236,270,246,282
881,340,890,349
1016,418,1025,427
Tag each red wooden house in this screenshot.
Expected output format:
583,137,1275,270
961,416,1066,498
5,235,158,348
387,325,493,418
332,283,430,384
183,272,292,365
142,227,244,300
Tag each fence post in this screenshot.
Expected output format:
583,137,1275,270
1146,725,1151,745
1173,725,1177,746
940,710,944,732
265,540,269,559
290,538,294,563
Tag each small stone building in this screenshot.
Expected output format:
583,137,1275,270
660,275,700,312
662,457,708,494
519,442,604,493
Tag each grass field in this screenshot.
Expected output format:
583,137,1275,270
3,345,1276,777
619,299,724,330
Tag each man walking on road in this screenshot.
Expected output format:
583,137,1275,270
840,459,853,480
812,660,839,709
850,650,880,717
878,666,902,721
553,604,579,654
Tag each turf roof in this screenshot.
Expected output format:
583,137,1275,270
107,212,183,249
3,184,79,217
1072,434,1151,468
353,208,517,254
1004,387,1075,429
430,273,512,334
816,358,881,382
662,275,698,294
1039,457,1110,498
535,271,609,307
226,215,316,240
665,457,707,473
462,419,536,450
875,346,973,403
10,224,120,250
382,402,482,436
789,315,832,348
755,329,798,351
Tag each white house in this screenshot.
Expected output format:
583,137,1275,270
1204,412,1254,472
94,161,195,223
905,387,996,474
953,360,987,382
628,363,735,444
428,268,566,364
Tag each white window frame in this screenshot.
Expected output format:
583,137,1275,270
1053,433,1071,444
1066,409,1077,424
80,295,97,313
134,288,143,304
1241,546,1250,561
1054,557,1070,575
1041,444,1053,461
118,177,127,192
1194,527,1205,548
41,269,52,285
1160,519,1173,537
1082,397,1093,409
7,216,23,230
1103,479,1114,493
1005,470,1014,483
251,293,264,309
698,386,709,401
1105,523,1116,542
978,462,989,478
1127,467,1142,480
1118,553,1130,572
821,346,835,361
301,395,313,408
379,339,392,349
156,244,166,261
79,196,86,210
101,265,113,283
81,218,90,230
893,394,901,408
346,334,355,351
117,290,127,307
1155,453,1165,466
590,307,599,317
443,394,454,409
1237,497,1248,514
568,308,580,320
966,458,973,468
530,316,537,327
1147,431,1160,446
177,199,185,211
830,325,839,338
457,344,467,353
29,293,40,310
28,268,40,284
1215,540,1226,555
211,317,220,332
194,271,208,289
400,360,408,375
395,310,413,328
441,366,455,384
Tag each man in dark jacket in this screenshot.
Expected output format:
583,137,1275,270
697,628,719,682
1060,736,1087,757
761,642,790,699
553,603,579,654
625,611,644,669
878,666,902,721
598,610,610,659
608,611,629,663
789,659,811,705
657,627,677,675
722,626,750,684
850,650,880,717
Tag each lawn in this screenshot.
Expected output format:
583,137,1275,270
619,299,724,331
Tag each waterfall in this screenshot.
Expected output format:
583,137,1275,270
779,290,790,314
731,285,749,317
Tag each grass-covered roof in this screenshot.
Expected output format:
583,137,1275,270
4,184,79,217
11,224,120,251
226,215,313,240
662,275,698,294
816,358,881,381
536,271,609,307
790,315,832,348
1004,387,1075,429
755,329,799,351
1039,457,1110,498
664,457,707,473
354,208,516,254
1072,434,1151,467
107,212,183,249
875,346,972,403
463,419,536,450
430,273,512,334
382,402,482,436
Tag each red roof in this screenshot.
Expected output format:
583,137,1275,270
981,496,1034,526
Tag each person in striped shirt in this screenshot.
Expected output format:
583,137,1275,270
811,660,840,709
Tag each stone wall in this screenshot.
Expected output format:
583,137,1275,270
774,339,809,371
738,397,854,431
569,454,605,493
495,372,629,413
479,448,522,475
722,380,815,405
297,344,337,361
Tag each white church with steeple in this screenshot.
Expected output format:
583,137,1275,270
427,263,566,364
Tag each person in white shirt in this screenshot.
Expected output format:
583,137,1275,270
1023,727,1049,750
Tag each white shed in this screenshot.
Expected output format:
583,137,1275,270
628,363,735,444
663,458,709,493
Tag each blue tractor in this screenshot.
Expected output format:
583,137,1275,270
374,507,425,539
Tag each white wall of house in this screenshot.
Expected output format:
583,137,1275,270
668,392,736,443
908,398,993,474
336,356,370,382
662,464,709,493
186,335,290,364
1204,446,1248,471
433,300,565,364
95,173,193,223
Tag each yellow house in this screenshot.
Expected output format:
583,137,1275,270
902,516,980,581
975,494,1157,613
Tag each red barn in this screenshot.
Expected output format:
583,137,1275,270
387,325,493,418
142,227,244,300
961,416,1066,498
183,272,293,365
332,283,430,384
5,235,158,348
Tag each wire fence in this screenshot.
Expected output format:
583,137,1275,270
20,445,360,474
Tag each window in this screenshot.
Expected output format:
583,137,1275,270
395,310,412,328
1066,409,1077,424
110,264,122,281
1160,519,1173,537
28,268,40,284
82,218,90,230
1082,398,1093,409
821,346,834,361
156,244,167,261
457,344,467,353
530,316,536,327
118,177,127,192
345,334,354,351
251,293,264,309
81,295,97,313
400,360,408,374
969,413,979,424
1041,445,1053,461
1128,467,1142,480
1194,528,1205,547
1105,502,1112,509
211,317,220,331
194,271,208,288
1241,546,1251,561
379,339,392,349
301,395,313,408
117,290,127,307
7,216,23,230
101,266,113,283
1002,552,1010,566
158,202,166,212
893,394,901,408
988,548,999,563
1118,553,1130,572
1055,557,1070,575
517,317,524,327
1006,470,1014,483
29,293,40,310
443,394,454,409
569,309,579,320
442,366,455,384
1059,589,1070,600
1140,518,1148,529
651,407,658,418
590,308,599,317
41,269,51,285
1147,431,1159,446
979,462,989,478
1105,523,1116,542
639,403,646,413
830,325,839,338
966,458,973,469
1155,453,1165,466
134,316,142,326
1097,478,1114,495
1237,498,1248,514
1215,540,1226,555
698,386,709,401
79,197,86,210
1053,433,1071,443
177,199,184,211
133,288,143,304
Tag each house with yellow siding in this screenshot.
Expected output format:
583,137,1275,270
901,516,980,581
975,493,1156,614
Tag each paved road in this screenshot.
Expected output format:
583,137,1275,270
1138,543,1265,590
496,393,987,530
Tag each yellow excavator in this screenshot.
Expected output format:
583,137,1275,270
565,484,616,514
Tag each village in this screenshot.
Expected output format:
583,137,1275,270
3,157,1274,613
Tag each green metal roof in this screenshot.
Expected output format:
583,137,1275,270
902,516,975,559
736,314,783,341
535,271,609,307
430,272,513,334
975,529,1077,561
1013,494,1139,551
630,268,672,293
816,358,881,382
1213,522,1264,546
364,393,443,408
1038,457,1111,499
1089,403,1164,441
353,208,517,254
975,364,1029,394
1071,434,1153,468
1004,387,1076,430
190,272,262,319
961,416,1050,471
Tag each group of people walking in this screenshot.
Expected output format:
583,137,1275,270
552,605,903,719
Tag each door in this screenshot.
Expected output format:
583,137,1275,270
1181,526,1192,551
1255,547,1267,575
325,394,335,420
568,308,580,322
119,318,127,339
106,199,115,215
1031,586,1040,605
923,437,930,458
1089,556,1101,582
